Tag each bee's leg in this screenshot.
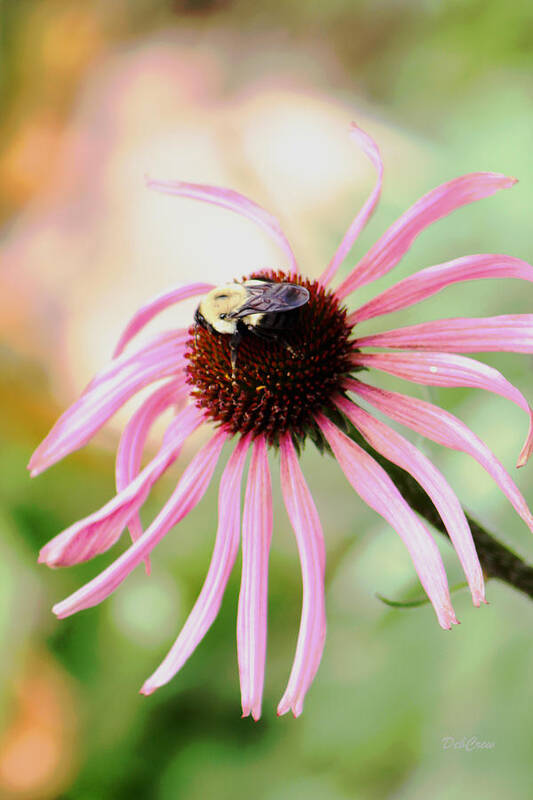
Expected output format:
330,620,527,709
284,341,298,358
229,331,241,382
250,326,298,359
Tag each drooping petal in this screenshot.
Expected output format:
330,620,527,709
237,436,273,721
113,283,214,358
346,379,533,533
116,379,190,573
336,396,484,606
39,405,203,568
316,413,456,629
52,429,227,619
354,315,533,353
319,123,383,288
147,178,299,274
349,254,533,325
28,331,188,476
277,434,326,718
350,351,533,467
335,172,516,300
141,435,250,696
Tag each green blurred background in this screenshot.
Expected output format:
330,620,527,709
1,1,532,798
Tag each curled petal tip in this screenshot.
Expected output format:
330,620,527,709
277,696,303,718
38,547,63,568
348,121,366,137
470,577,486,607
516,425,533,468
241,702,261,721
448,606,460,625
139,683,155,696
27,456,43,478
494,173,517,188
439,608,459,630
277,701,289,718
52,602,67,619
28,444,58,477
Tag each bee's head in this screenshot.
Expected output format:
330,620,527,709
196,284,247,334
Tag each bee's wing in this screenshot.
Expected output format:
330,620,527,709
228,283,309,318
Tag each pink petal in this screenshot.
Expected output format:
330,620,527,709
140,435,251,696
350,351,533,467
116,379,191,574
113,283,214,358
316,413,456,629
87,330,189,393
277,434,326,718
347,379,533,534
237,436,273,721
349,254,533,324
336,396,485,606
39,404,203,568
28,331,188,476
335,172,517,300
319,123,383,287
52,429,227,619
147,178,299,275
354,315,533,353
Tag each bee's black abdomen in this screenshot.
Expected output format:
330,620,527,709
255,307,302,333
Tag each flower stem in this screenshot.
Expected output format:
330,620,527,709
343,424,533,600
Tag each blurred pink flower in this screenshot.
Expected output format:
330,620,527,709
30,124,533,719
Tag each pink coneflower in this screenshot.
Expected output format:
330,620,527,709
30,124,533,719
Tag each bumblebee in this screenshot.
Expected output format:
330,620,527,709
195,279,310,376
